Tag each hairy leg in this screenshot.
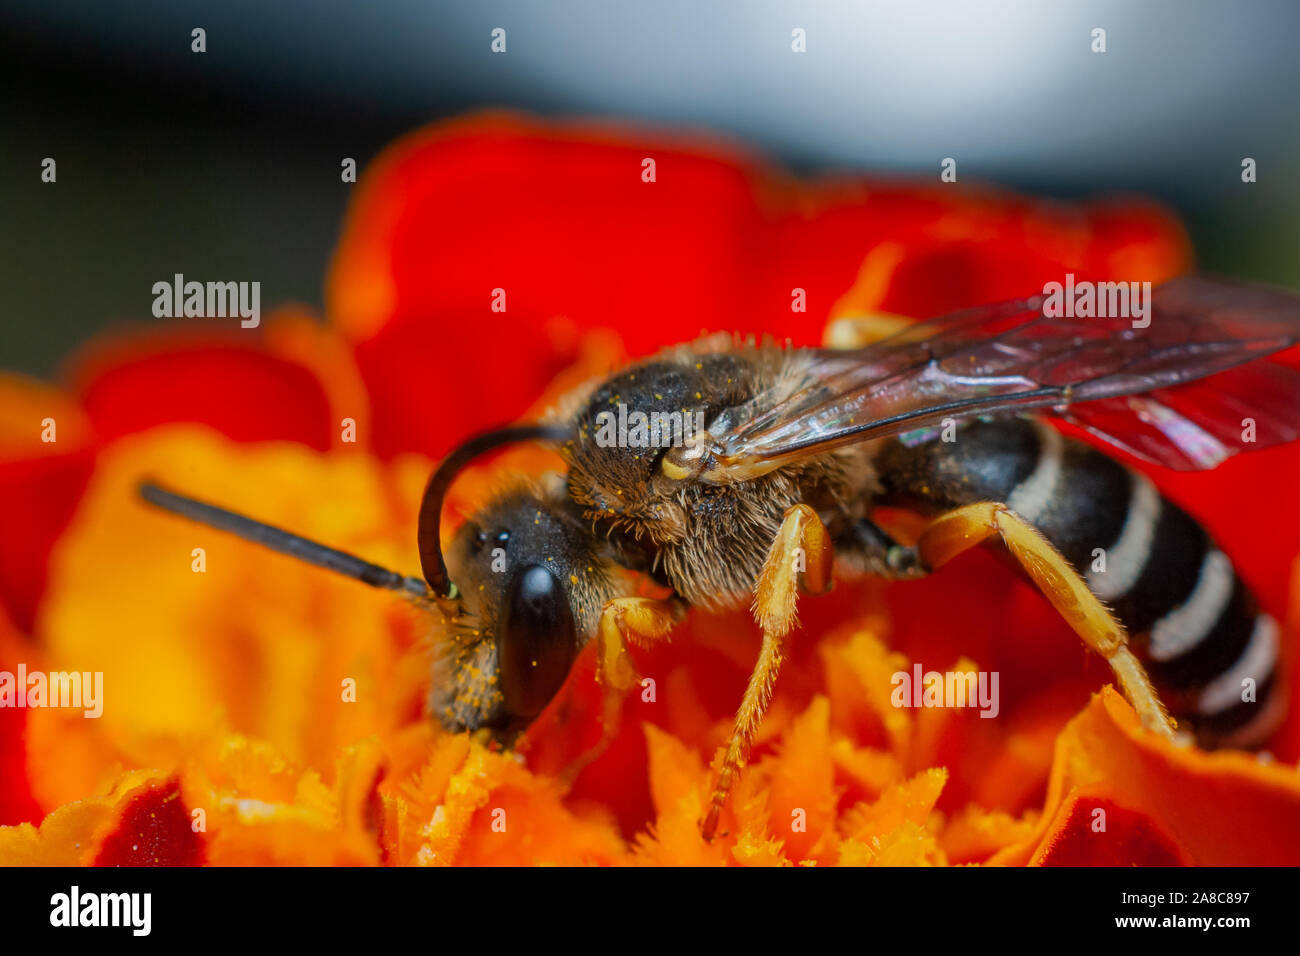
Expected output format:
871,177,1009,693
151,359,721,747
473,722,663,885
703,504,832,840
916,501,1175,739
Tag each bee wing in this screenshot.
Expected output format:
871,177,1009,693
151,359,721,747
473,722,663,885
1060,358,1300,469
698,276,1300,481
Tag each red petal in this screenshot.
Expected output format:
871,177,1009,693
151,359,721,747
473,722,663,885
330,115,1191,458
70,330,335,450
0,450,94,633
1035,793,1188,866
92,777,204,867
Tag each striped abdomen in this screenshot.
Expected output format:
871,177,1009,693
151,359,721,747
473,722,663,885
874,417,1284,747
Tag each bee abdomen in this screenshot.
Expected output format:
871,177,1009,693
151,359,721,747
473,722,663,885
875,417,1284,748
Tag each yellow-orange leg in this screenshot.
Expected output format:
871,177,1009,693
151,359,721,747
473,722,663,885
916,501,1176,739
560,597,678,784
596,596,678,686
702,504,833,840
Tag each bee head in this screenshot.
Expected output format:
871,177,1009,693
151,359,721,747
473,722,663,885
417,428,613,737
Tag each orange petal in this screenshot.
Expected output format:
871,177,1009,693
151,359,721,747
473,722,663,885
994,688,1300,865
632,725,730,865
1028,790,1188,866
762,696,836,862
839,768,948,845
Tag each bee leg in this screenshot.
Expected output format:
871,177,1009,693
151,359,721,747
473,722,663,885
754,503,834,634
703,504,832,840
596,596,679,687
915,501,1177,740
560,597,679,785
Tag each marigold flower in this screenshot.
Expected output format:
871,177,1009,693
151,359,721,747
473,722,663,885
2,113,1298,866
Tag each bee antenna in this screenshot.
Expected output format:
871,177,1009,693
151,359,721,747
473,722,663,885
137,481,431,599
417,423,570,599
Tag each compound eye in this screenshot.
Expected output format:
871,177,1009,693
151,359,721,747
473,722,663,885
498,564,578,720
659,437,710,481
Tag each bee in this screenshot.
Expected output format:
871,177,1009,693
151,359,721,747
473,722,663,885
141,275,1300,840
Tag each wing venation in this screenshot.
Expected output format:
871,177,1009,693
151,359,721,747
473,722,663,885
697,276,1300,481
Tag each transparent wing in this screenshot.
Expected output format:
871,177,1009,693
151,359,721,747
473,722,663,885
1059,358,1300,469
697,276,1300,481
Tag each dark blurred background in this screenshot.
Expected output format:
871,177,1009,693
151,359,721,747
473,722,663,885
3,0,1298,377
